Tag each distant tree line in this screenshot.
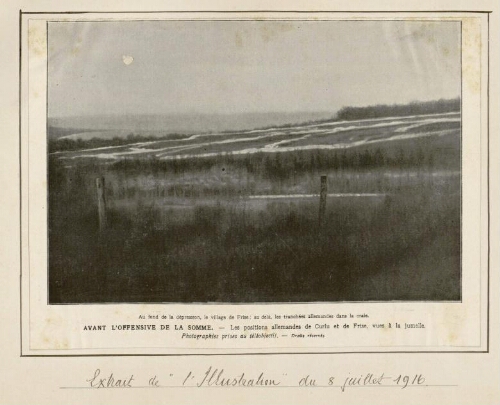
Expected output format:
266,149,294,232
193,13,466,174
239,98,460,131
336,98,460,121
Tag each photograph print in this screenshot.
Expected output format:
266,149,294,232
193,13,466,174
47,20,462,303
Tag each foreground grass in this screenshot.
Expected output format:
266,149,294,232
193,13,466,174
49,174,460,303
48,135,461,303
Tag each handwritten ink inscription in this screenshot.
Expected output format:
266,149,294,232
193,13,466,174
87,369,135,388
78,368,432,392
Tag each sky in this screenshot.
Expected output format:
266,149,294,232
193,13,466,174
48,20,461,118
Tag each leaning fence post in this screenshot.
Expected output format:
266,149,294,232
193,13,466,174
95,177,107,231
319,175,327,227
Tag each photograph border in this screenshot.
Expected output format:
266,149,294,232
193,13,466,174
20,10,491,356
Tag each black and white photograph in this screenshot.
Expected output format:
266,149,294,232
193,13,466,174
47,20,462,304
5,3,499,403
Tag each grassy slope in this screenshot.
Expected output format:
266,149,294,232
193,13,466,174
48,129,461,303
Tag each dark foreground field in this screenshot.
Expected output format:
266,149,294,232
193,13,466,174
48,129,461,303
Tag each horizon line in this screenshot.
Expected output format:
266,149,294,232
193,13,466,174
48,97,461,121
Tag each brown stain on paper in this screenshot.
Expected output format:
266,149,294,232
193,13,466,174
443,305,466,345
233,22,295,48
235,31,243,48
462,18,482,95
259,22,295,43
398,17,481,95
28,26,47,57
39,316,69,350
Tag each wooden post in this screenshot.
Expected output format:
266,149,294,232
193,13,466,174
95,177,107,231
319,175,327,226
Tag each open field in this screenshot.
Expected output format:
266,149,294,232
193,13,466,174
48,108,461,303
51,112,460,160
